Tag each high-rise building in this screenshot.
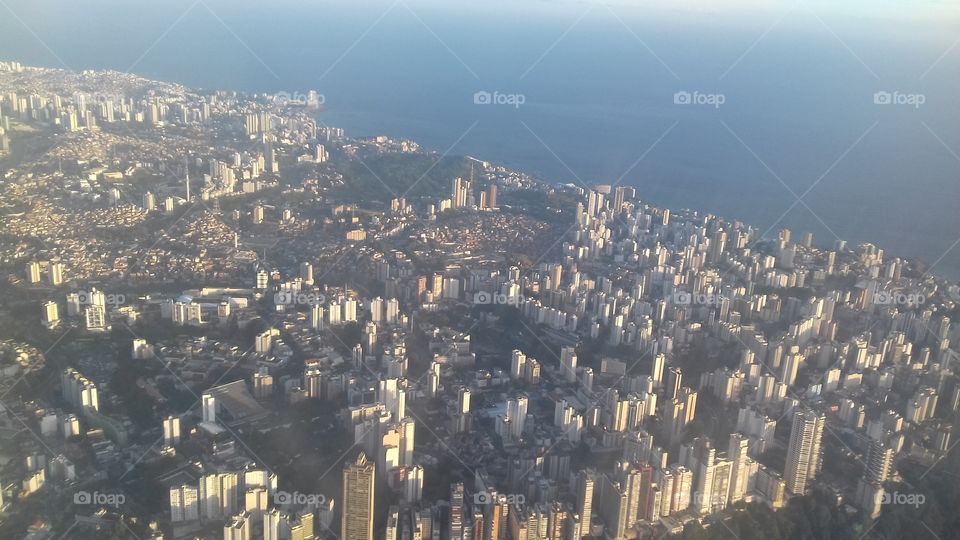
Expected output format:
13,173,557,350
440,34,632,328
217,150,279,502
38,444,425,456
488,494,509,540
511,350,527,380
727,433,750,504
223,511,252,540
163,415,181,447
202,393,216,424
300,261,314,286
385,298,400,324
200,472,239,520
42,301,59,329
253,367,274,400
400,418,416,466
505,395,529,440
651,354,665,388
263,508,282,540
305,366,323,399
680,387,697,425
691,439,719,515
142,191,156,212
84,305,107,332
343,298,358,322
560,346,577,384
669,465,692,514
865,439,894,484
617,463,642,527
256,267,269,290
26,261,41,283
370,297,384,323
598,473,627,539
342,453,375,540
667,367,683,401
315,143,328,163
549,264,563,290
169,484,199,522
450,483,465,540
451,177,470,209
575,469,595,538
784,410,825,495
405,465,424,502
455,386,472,433
61,368,99,412
48,262,64,285
310,303,325,330
244,487,268,519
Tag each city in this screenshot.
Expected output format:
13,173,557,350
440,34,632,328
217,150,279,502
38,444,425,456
0,5,958,539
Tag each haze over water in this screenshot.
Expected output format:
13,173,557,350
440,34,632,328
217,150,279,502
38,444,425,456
2,0,958,277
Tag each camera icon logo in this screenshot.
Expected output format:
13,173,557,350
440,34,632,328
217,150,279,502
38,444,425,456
873,91,892,105
473,491,492,505
474,91,492,105
673,91,692,105
74,491,91,505
274,491,291,505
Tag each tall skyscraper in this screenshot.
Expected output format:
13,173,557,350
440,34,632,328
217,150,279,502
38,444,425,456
342,452,376,540
223,511,251,540
42,300,59,329
727,433,750,504
169,484,199,522
691,439,717,515
560,346,577,384
865,439,894,484
200,472,239,520
667,367,682,401
202,392,216,424
300,261,314,286
25,261,41,283
451,177,470,209
505,395,529,440
456,386,472,433
511,350,527,380
598,473,627,540
575,470,595,538
784,410,825,495
450,483,465,540
263,508,282,540
163,415,181,447
142,191,156,212
48,261,64,285
651,354,665,389
84,305,107,332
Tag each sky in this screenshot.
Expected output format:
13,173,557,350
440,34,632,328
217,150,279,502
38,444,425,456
409,0,960,18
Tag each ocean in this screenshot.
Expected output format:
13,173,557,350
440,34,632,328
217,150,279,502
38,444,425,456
1,0,958,277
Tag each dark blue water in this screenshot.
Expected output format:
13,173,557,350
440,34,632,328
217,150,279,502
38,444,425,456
1,0,958,277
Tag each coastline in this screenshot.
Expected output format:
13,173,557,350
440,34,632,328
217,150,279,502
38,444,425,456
1,61,959,292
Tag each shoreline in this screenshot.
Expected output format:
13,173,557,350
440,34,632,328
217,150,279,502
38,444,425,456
1,60,958,289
